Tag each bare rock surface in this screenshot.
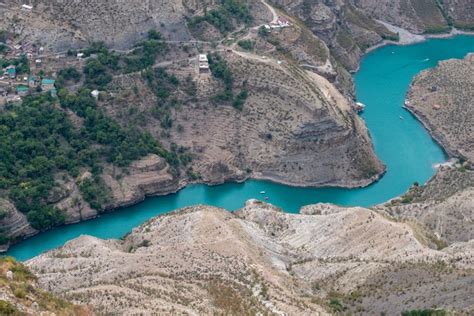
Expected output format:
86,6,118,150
102,154,180,209
0,0,193,50
386,167,474,245
27,200,474,314
0,199,37,250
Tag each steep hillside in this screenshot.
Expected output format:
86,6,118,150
27,200,473,315
0,257,90,315
406,54,474,162
354,0,474,32
386,167,474,245
353,0,449,33
104,51,383,188
0,0,193,50
268,0,399,70
386,55,474,247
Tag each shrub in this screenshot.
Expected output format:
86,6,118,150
237,40,255,51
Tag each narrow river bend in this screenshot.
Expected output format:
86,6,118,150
7,35,474,261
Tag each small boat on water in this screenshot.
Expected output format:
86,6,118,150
354,102,366,113
399,115,404,120
260,191,266,194
264,197,269,200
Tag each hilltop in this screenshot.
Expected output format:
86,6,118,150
27,200,474,315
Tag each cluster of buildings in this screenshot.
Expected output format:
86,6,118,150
264,16,291,30
1,63,56,104
0,27,60,104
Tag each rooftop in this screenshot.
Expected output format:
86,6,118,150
41,79,55,84
16,85,29,92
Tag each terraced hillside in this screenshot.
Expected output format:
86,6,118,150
105,51,383,187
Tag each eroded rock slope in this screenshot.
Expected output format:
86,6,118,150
28,200,473,315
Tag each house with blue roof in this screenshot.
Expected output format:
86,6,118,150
6,66,16,79
16,85,29,96
41,78,55,91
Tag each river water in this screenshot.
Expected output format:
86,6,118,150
7,35,474,261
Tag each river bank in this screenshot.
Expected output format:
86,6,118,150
6,35,474,260
363,22,474,59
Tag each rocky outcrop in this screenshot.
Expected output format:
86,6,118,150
27,200,474,314
102,154,180,209
51,174,98,224
386,166,474,245
406,54,474,162
353,0,448,33
0,199,37,251
354,0,474,32
269,0,399,70
441,0,474,30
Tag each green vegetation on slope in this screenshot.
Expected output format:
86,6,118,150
208,52,248,110
82,32,168,89
0,257,87,314
237,39,255,51
0,54,30,75
188,0,253,34
0,88,167,232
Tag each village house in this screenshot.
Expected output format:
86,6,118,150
270,16,291,29
16,85,29,96
28,75,36,88
91,90,100,99
41,78,55,91
198,54,209,73
5,66,16,79
6,95,22,103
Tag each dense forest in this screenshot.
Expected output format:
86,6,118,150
0,92,166,233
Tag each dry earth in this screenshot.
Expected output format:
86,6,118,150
406,54,474,162
106,51,384,189
0,257,91,315
27,200,474,315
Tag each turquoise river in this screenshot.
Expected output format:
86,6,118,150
7,35,474,261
